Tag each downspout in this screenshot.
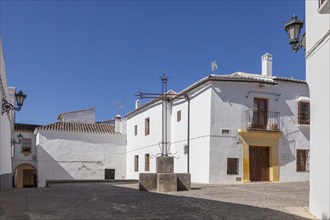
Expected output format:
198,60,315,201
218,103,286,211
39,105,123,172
185,94,190,173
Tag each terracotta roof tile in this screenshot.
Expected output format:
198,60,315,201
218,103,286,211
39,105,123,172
15,123,42,132
36,122,119,134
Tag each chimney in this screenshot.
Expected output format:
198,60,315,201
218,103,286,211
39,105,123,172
115,114,122,133
261,53,273,76
135,100,141,109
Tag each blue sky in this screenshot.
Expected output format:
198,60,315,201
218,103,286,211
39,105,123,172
0,0,305,125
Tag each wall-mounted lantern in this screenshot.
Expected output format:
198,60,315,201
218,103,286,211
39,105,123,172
12,133,23,145
284,15,306,53
1,90,27,115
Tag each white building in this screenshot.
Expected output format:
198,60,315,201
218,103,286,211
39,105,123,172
34,109,127,187
126,54,310,184
13,123,41,188
306,0,330,218
0,39,17,189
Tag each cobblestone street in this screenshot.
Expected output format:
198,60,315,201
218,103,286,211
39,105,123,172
0,181,316,219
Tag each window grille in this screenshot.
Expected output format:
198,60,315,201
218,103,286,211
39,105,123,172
145,118,150,135
296,150,310,172
298,102,310,125
227,158,239,175
134,155,139,172
145,154,150,171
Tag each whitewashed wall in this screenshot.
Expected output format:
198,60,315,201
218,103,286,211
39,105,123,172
36,130,126,187
171,86,212,183
13,131,37,171
126,77,309,184
209,82,247,184
276,81,310,182
306,1,330,218
208,80,309,184
127,85,213,183
0,41,14,189
126,102,163,179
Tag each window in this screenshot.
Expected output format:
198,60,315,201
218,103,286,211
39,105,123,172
21,138,32,153
227,158,239,175
145,117,150,136
134,155,139,172
177,110,181,122
134,125,138,136
253,98,268,129
297,150,310,172
298,102,310,125
145,154,150,171
221,129,231,135
184,145,189,154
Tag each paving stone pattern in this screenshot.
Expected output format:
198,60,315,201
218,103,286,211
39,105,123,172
0,181,316,220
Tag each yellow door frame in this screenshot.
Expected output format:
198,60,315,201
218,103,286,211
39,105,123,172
238,129,283,183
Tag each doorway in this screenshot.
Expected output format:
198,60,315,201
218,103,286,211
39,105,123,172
249,146,270,181
14,164,37,188
105,169,115,180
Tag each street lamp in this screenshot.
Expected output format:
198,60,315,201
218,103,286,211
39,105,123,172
1,90,27,115
284,15,305,53
12,133,23,145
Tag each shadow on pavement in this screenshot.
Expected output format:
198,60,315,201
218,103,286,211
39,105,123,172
0,182,312,220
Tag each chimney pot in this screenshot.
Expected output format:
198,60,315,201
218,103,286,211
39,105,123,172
261,53,273,76
135,100,141,109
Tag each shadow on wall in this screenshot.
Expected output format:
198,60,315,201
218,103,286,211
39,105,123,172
37,146,74,187
0,183,313,220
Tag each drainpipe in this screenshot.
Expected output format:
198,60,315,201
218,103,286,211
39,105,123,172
185,94,190,173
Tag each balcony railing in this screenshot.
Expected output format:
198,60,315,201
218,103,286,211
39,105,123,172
246,110,281,131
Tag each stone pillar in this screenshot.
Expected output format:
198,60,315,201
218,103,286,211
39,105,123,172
139,156,191,192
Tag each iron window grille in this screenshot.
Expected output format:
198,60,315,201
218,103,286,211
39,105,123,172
134,155,139,172
227,158,239,175
296,150,310,172
298,102,310,125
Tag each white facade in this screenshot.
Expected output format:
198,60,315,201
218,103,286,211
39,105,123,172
13,124,41,188
0,39,15,189
126,55,310,184
35,129,126,187
306,0,330,218
34,110,127,187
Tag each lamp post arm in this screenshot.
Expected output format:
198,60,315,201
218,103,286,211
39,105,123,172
2,99,21,115
292,33,306,53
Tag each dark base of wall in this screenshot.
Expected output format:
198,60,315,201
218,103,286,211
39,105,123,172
0,173,12,190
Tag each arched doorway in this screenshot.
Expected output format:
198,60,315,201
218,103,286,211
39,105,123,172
14,164,37,188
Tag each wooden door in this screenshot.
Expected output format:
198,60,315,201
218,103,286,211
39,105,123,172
249,146,270,181
253,98,268,129
23,169,35,187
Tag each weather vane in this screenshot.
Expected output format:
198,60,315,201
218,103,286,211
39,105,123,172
211,60,218,72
